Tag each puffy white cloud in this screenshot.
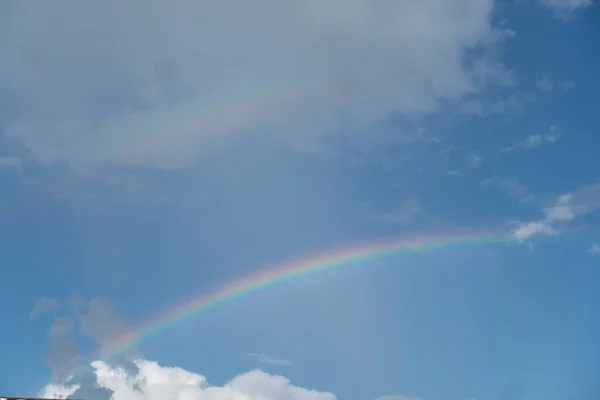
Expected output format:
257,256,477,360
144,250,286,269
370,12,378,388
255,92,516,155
41,359,336,400
0,0,509,169
511,221,556,242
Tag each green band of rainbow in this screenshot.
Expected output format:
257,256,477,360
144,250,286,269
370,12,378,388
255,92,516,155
100,229,512,362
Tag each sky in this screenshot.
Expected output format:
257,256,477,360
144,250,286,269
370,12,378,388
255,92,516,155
0,0,599,399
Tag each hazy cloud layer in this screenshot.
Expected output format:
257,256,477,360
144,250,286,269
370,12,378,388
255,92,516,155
0,0,509,169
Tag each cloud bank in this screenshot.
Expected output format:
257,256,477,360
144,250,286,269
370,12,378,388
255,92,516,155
0,0,509,169
40,360,336,400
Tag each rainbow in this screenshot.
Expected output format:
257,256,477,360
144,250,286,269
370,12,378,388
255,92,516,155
99,228,513,362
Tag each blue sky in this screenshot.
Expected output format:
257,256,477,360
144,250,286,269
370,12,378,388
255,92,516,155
1,1,600,400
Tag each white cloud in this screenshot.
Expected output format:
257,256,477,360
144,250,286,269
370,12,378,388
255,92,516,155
511,221,556,242
247,353,293,366
536,78,554,91
511,182,600,241
537,0,593,17
41,359,336,400
0,0,510,169
588,244,600,254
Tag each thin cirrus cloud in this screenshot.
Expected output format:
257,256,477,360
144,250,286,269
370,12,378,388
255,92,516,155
537,0,594,17
247,352,293,366
0,0,511,170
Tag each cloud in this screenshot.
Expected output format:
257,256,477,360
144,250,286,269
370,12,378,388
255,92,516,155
504,125,560,152
79,298,132,356
0,156,22,170
482,177,535,203
588,244,600,254
49,317,77,337
537,0,594,17
561,81,576,90
470,155,484,169
0,0,510,169
30,297,61,319
511,221,556,242
40,359,336,400
35,297,136,383
536,78,554,91
247,353,293,366
43,330,80,382
510,182,600,241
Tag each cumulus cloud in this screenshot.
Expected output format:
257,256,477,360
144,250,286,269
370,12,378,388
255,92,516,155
511,182,600,241
40,359,336,400
0,0,510,169
30,297,61,319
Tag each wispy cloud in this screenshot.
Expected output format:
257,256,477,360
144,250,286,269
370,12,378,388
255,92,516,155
537,0,593,18
246,353,292,366
561,81,576,90
365,196,421,226
536,78,554,91
503,125,560,152
30,297,61,319
0,156,22,170
588,244,600,254
510,182,600,241
482,177,535,203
